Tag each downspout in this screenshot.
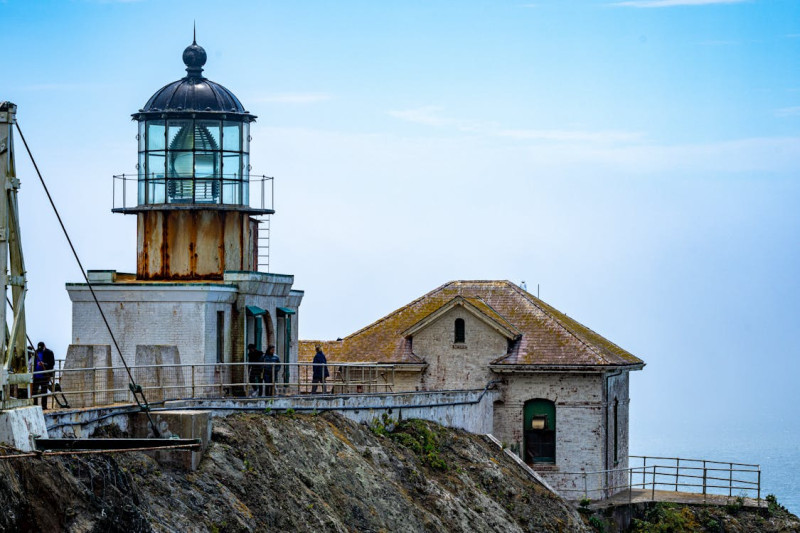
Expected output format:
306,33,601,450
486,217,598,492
284,314,291,383
604,369,623,497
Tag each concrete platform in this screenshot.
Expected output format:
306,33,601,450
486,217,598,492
591,489,766,510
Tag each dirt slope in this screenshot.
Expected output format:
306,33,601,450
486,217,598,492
0,412,588,532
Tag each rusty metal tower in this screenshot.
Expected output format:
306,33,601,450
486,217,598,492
114,38,274,280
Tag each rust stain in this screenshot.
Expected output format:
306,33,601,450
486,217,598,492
137,209,249,281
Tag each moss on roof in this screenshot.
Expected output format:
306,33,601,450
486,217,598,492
299,280,644,368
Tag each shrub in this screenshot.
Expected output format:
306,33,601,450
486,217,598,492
588,515,606,532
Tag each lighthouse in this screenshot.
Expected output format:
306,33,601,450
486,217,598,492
64,39,302,404
119,37,271,280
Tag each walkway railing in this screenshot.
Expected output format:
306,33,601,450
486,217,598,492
630,455,761,501
112,174,274,211
550,455,760,503
27,361,396,410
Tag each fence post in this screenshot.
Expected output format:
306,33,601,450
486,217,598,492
702,463,707,500
757,469,761,506
628,468,632,505
675,458,680,492
729,463,733,497
191,365,196,398
93,368,97,407
642,456,647,489
651,466,656,501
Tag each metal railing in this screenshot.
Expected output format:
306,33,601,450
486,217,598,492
629,455,761,501
551,455,760,503
112,174,274,211
25,361,396,410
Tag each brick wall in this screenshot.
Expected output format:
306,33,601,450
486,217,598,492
414,307,507,391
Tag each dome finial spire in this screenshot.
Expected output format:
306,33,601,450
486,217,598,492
183,26,207,79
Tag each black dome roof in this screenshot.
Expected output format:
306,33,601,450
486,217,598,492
133,39,255,122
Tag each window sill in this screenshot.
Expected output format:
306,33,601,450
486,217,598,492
452,343,467,349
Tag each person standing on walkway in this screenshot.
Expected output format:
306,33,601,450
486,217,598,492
247,344,264,396
262,345,280,396
32,342,55,410
311,344,329,394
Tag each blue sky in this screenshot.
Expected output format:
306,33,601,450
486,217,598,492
2,0,799,478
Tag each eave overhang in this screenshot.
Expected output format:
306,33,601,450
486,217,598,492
489,363,645,374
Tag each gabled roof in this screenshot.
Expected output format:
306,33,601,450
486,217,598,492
299,280,644,369
401,296,521,341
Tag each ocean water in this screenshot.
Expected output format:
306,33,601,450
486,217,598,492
632,426,800,516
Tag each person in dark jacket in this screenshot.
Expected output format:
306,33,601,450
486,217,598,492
262,345,280,396
311,344,329,394
32,342,55,410
247,343,264,396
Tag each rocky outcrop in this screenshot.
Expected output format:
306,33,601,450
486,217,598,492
0,413,588,532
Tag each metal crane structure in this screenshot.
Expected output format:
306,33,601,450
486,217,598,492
0,101,31,410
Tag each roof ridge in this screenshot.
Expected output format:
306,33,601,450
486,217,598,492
470,294,519,334
506,281,612,365
342,281,456,340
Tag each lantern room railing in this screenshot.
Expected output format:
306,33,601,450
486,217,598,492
112,174,274,212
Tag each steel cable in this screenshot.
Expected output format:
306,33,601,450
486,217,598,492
13,121,160,437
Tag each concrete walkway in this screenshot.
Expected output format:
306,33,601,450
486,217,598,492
590,489,766,510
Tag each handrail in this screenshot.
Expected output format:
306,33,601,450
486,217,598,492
631,454,759,469
552,456,761,503
26,361,398,409
112,173,274,211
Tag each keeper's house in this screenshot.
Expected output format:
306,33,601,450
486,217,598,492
301,280,644,495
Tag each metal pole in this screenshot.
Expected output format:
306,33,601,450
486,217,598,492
729,463,733,497
642,456,647,489
651,466,656,500
676,458,680,492
628,468,632,505
191,365,195,398
757,469,761,505
703,465,707,499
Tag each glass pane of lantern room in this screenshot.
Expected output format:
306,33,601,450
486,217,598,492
222,178,240,205
243,123,250,154
195,151,219,203
223,122,241,151
149,179,165,204
147,153,165,179
222,154,241,205
146,120,165,150
146,153,165,204
167,120,193,150
168,152,193,178
195,151,218,178
138,121,146,153
196,120,221,150
138,152,145,203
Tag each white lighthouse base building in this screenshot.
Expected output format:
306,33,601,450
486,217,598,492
64,270,302,405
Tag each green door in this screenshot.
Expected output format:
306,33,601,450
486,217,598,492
524,399,556,464
254,318,262,351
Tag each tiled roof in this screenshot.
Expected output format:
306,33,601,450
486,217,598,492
299,280,644,368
